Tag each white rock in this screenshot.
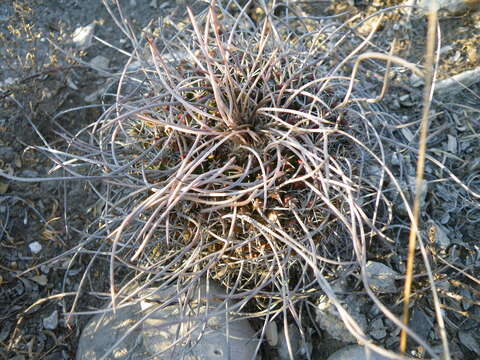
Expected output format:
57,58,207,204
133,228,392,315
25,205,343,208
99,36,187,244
327,345,391,360
77,280,260,360
365,261,399,294
43,310,59,330
72,23,95,50
76,303,149,359
266,321,278,346
439,45,454,55
434,67,480,97
28,241,42,254
141,280,259,359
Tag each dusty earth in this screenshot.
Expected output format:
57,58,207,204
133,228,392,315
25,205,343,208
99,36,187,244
0,0,479,359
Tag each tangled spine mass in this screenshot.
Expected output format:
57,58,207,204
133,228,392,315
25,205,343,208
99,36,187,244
74,2,399,342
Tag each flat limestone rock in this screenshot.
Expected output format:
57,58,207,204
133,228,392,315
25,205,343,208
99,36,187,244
142,307,257,359
141,280,259,359
76,303,150,360
77,280,260,360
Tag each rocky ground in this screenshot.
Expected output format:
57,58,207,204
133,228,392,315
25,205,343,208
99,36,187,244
0,1,479,359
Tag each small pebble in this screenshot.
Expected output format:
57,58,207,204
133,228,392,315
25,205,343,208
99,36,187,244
28,241,42,254
433,223,451,248
0,183,8,194
439,45,454,55
410,73,424,87
14,156,22,168
369,318,386,340
43,310,59,330
266,321,278,346
31,275,48,286
66,76,79,90
365,261,399,293
390,152,401,166
15,281,24,295
316,296,367,343
72,23,95,50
